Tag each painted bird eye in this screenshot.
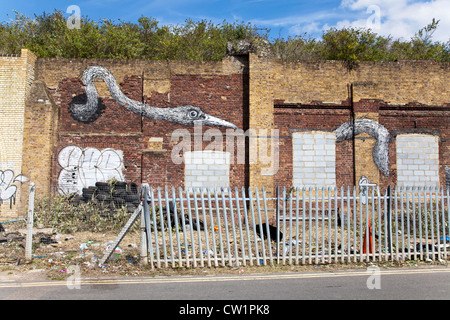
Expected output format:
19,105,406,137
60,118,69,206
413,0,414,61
189,110,199,118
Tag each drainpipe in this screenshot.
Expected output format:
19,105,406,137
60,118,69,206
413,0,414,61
350,83,357,187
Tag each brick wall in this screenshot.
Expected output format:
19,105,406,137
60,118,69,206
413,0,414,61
184,151,230,190
22,80,59,198
1,50,449,219
396,134,440,187
250,54,450,191
292,132,336,187
0,49,35,218
32,56,249,193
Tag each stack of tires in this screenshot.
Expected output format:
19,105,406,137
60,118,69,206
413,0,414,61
79,181,140,213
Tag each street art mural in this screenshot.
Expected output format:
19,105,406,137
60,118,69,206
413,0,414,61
57,146,124,195
334,119,390,176
70,66,238,130
0,169,28,205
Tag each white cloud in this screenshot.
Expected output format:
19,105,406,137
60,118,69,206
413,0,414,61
248,10,340,38
250,0,449,42
337,0,450,42
289,21,322,35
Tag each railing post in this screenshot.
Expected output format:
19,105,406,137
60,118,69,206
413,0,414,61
276,186,280,263
140,207,148,264
387,185,392,255
141,183,154,269
25,183,35,261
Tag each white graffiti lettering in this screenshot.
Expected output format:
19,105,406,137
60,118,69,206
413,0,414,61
57,146,124,195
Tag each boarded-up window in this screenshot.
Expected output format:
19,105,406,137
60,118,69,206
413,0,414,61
292,132,336,187
396,134,439,187
184,151,230,191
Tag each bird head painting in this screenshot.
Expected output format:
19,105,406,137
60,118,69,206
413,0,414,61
69,66,239,130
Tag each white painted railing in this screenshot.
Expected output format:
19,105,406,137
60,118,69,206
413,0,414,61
136,185,449,268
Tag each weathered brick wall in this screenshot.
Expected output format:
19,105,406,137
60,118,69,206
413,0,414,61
250,54,450,191
2,50,449,218
33,56,249,193
22,80,59,198
0,49,35,218
273,105,353,188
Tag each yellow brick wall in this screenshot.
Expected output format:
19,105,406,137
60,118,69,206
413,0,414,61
248,54,275,191
0,49,36,218
35,56,246,96
250,57,450,107
22,80,59,198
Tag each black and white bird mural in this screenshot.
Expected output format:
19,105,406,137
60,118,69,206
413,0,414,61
334,119,390,176
69,66,239,130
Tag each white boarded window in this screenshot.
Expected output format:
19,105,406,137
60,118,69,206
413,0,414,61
396,134,439,187
292,132,336,187
184,151,230,191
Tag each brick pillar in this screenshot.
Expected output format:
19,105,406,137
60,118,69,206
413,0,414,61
22,80,59,198
248,54,275,192
353,99,383,188
0,49,36,218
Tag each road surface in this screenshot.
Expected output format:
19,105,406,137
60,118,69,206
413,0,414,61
1,266,449,303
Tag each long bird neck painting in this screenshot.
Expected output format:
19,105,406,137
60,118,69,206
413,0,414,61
69,66,239,130
70,66,391,178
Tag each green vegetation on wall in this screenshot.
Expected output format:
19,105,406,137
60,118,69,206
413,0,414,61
0,11,448,62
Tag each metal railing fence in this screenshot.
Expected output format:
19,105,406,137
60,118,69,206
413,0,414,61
139,185,450,268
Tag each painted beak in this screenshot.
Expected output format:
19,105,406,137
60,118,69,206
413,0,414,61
199,114,239,130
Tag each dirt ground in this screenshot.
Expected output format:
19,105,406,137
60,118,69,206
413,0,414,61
1,222,448,283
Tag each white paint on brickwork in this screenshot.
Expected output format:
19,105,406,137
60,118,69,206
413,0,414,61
57,146,125,195
292,132,336,187
396,134,440,187
184,151,230,191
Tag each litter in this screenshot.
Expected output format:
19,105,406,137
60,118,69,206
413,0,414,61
40,237,57,244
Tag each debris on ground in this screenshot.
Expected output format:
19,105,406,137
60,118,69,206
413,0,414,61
1,220,449,280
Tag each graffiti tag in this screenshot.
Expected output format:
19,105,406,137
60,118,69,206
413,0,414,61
58,146,124,195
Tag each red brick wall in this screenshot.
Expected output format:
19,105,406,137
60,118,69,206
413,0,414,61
274,104,354,188
46,59,249,190
274,101,450,189
379,106,450,189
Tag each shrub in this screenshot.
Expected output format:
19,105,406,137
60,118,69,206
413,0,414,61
34,194,137,234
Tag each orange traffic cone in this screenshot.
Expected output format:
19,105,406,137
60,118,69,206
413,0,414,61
363,218,374,254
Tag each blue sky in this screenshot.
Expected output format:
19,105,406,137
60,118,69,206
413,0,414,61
0,0,449,42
